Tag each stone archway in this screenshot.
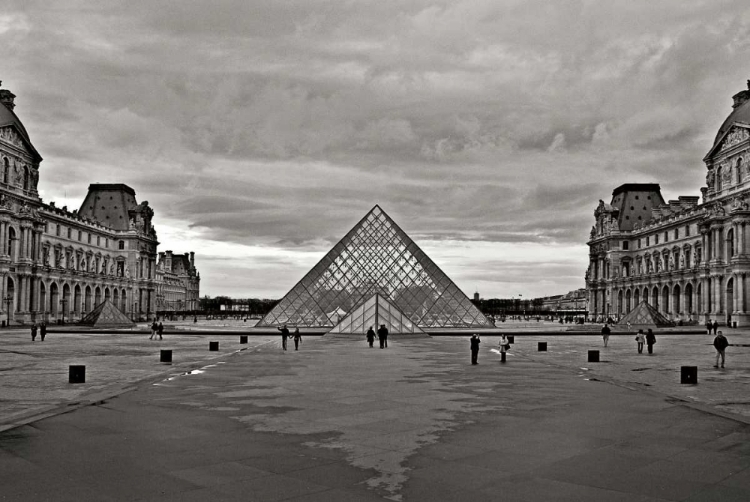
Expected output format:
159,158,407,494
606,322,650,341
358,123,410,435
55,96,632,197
673,284,681,316
685,283,694,315
727,277,734,324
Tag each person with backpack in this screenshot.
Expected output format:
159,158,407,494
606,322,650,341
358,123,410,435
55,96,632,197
713,331,729,368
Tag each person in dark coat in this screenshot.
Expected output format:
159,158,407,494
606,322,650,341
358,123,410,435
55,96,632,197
377,324,388,349
713,331,729,368
31,323,37,341
645,329,656,354
366,326,376,348
40,322,46,341
150,320,158,340
712,320,719,335
278,325,289,350
601,324,611,347
293,328,302,350
157,322,164,340
470,334,480,364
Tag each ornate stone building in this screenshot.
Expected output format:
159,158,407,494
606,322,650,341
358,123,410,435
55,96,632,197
156,250,200,313
0,82,186,324
587,81,750,326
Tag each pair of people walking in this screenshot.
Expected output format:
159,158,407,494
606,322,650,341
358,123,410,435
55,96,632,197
278,325,302,350
149,321,163,340
706,319,720,335
633,329,656,354
377,324,389,348
30,323,46,341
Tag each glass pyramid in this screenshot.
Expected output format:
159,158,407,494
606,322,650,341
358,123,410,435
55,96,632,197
329,293,425,334
258,205,494,329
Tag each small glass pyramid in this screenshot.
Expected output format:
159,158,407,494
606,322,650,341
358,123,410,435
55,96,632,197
258,205,494,329
329,293,425,334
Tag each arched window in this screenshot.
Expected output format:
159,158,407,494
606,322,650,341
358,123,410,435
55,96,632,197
738,158,744,184
118,240,125,250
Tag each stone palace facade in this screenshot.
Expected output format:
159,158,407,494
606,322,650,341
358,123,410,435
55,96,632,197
587,81,750,326
156,250,200,313
0,83,198,324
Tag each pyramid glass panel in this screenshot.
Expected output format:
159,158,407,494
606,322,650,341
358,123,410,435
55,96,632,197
258,205,494,329
329,294,425,334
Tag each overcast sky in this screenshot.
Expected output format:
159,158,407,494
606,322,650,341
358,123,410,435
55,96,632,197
2,1,749,299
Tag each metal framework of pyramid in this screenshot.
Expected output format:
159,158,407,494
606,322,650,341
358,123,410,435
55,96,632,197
78,299,135,328
329,293,425,334
258,205,494,329
617,301,675,328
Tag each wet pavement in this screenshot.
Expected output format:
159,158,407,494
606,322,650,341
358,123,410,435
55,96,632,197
1,330,750,501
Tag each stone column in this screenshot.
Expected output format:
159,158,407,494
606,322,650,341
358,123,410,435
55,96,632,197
739,274,745,314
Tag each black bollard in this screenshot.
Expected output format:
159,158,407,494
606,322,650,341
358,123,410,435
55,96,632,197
507,335,514,344
209,341,219,351
538,342,547,352
240,335,248,344
588,350,600,363
160,350,172,363
680,366,698,384
69,365,86,384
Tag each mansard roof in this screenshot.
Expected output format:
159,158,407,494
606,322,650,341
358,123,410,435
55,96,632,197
0,99,42,162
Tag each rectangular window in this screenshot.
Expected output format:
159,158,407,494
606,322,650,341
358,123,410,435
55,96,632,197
685,225,690,236
674,229,679,239
78,230,82,241
646,236,650,246
87,234,91,244
105,238,108,248
638,239,642,249
67,227,71,239
622,241,629,250
655,234,659,244
664,232,668,242
56,225,60,237
97,236,100,246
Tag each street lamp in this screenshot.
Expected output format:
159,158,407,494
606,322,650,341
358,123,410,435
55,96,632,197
4,294,12,328
61,297,68,325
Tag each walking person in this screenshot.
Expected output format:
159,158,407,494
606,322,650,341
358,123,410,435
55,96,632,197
601,323,611,347
157,322,164,340
470,334,481,364
366,326,375,348
706,320,712,335
635,329,645,354
150,320,158,340
713,320,719,335
377,324,388,349
293,327,302,350
31,323,37,341
278,325,289,350
39,322,46,342
499,334,509,362
645,329,656,354
713,330,729,368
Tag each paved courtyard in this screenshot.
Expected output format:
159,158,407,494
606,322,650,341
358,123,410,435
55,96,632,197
2,328,750,501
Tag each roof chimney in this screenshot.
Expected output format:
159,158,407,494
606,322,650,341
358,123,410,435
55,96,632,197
0,82,16,111
731,80,750,109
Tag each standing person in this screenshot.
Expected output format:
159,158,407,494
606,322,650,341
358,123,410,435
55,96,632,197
293,327,302,350
635,329,645,354
645,329,656,354
377,324,388,349
499,334,509,362
713,320,719,335
150,320,158,340
278,325,289,350
706,320,713,335
40,322,46,342
31,323,37,341
601,324,611,347
157,322,164,340
626,321,632,332
366,326,375,348
713,331,729,368
470,334,481,365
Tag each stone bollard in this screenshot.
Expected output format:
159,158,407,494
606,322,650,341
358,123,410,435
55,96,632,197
240,335,248,344
69,365,86,384
507,335,514,344
209,341,219,351
588,350,600,363
538,342,547,352
681,366,698,384
160,350,172,363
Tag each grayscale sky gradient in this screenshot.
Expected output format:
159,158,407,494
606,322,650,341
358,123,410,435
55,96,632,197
2,1,749,299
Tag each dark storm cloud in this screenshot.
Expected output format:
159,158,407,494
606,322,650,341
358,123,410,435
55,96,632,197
3,0,750,297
